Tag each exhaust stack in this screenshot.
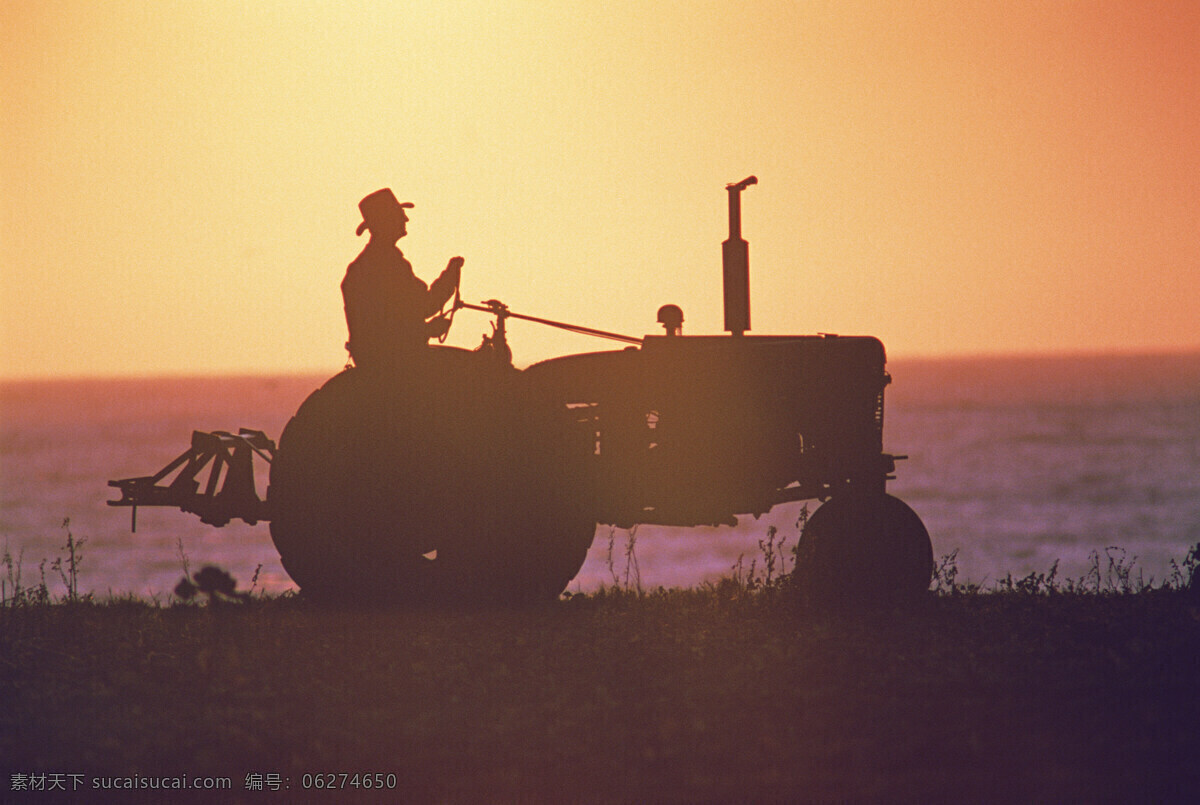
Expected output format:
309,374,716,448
722,176,756,335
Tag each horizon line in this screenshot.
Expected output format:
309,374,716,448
4,344,1200,384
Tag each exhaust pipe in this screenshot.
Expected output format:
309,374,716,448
722,176,756,335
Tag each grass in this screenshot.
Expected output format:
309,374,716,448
2,531,1199,802
2,519,90,608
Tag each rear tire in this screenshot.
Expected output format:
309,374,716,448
268,359,596,604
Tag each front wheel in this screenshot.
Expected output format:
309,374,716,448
792,493,933,608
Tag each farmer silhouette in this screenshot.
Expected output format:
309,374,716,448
342,188,463,370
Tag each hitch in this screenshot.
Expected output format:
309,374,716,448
108,429,274,530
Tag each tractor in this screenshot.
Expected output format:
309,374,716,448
109,178,933,605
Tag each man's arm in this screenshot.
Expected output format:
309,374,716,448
424,256,463,317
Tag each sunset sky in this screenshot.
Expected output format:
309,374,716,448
3,0,1197,379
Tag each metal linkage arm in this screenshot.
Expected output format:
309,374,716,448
455,299,644,345
108,429,275,531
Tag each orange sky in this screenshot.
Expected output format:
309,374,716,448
3,0,1198,379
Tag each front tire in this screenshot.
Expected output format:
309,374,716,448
792,493,933,608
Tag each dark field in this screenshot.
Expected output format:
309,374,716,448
3,585,1199,803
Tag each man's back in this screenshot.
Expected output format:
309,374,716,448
342,240,431,368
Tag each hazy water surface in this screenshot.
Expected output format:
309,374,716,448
2,353,1197,598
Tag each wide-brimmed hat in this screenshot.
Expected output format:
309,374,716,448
356,188,414,236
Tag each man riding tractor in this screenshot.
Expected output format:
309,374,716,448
341,188,463,371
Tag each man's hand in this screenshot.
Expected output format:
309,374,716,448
425,314,452,340
427,256,464,317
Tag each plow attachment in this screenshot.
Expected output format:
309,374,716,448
108,429,274,530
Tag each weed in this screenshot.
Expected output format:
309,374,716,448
623,525,642,592
1103,547,1146,593
932,546,1184,597
728,554,754,593
931,550,961,594
31,560,51,605
604,526,642,593
726,507,807,596
757,524,790,587
2,542,24,606
1168,542,1199,590
996,560,1060,596
2,520,88,606
49,518,86,603
176,536,192,579
1062,547,1150,595
792,503,809,564
604,527,617,586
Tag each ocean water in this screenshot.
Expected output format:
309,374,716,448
1,353,1198,599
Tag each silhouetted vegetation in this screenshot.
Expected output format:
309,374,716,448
2,526,1198,801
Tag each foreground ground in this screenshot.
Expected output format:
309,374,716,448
2,587,1199,803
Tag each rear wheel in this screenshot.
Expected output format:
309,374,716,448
268,359,596,604
793,493,933,608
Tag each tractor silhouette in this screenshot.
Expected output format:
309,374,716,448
109,178,932,605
